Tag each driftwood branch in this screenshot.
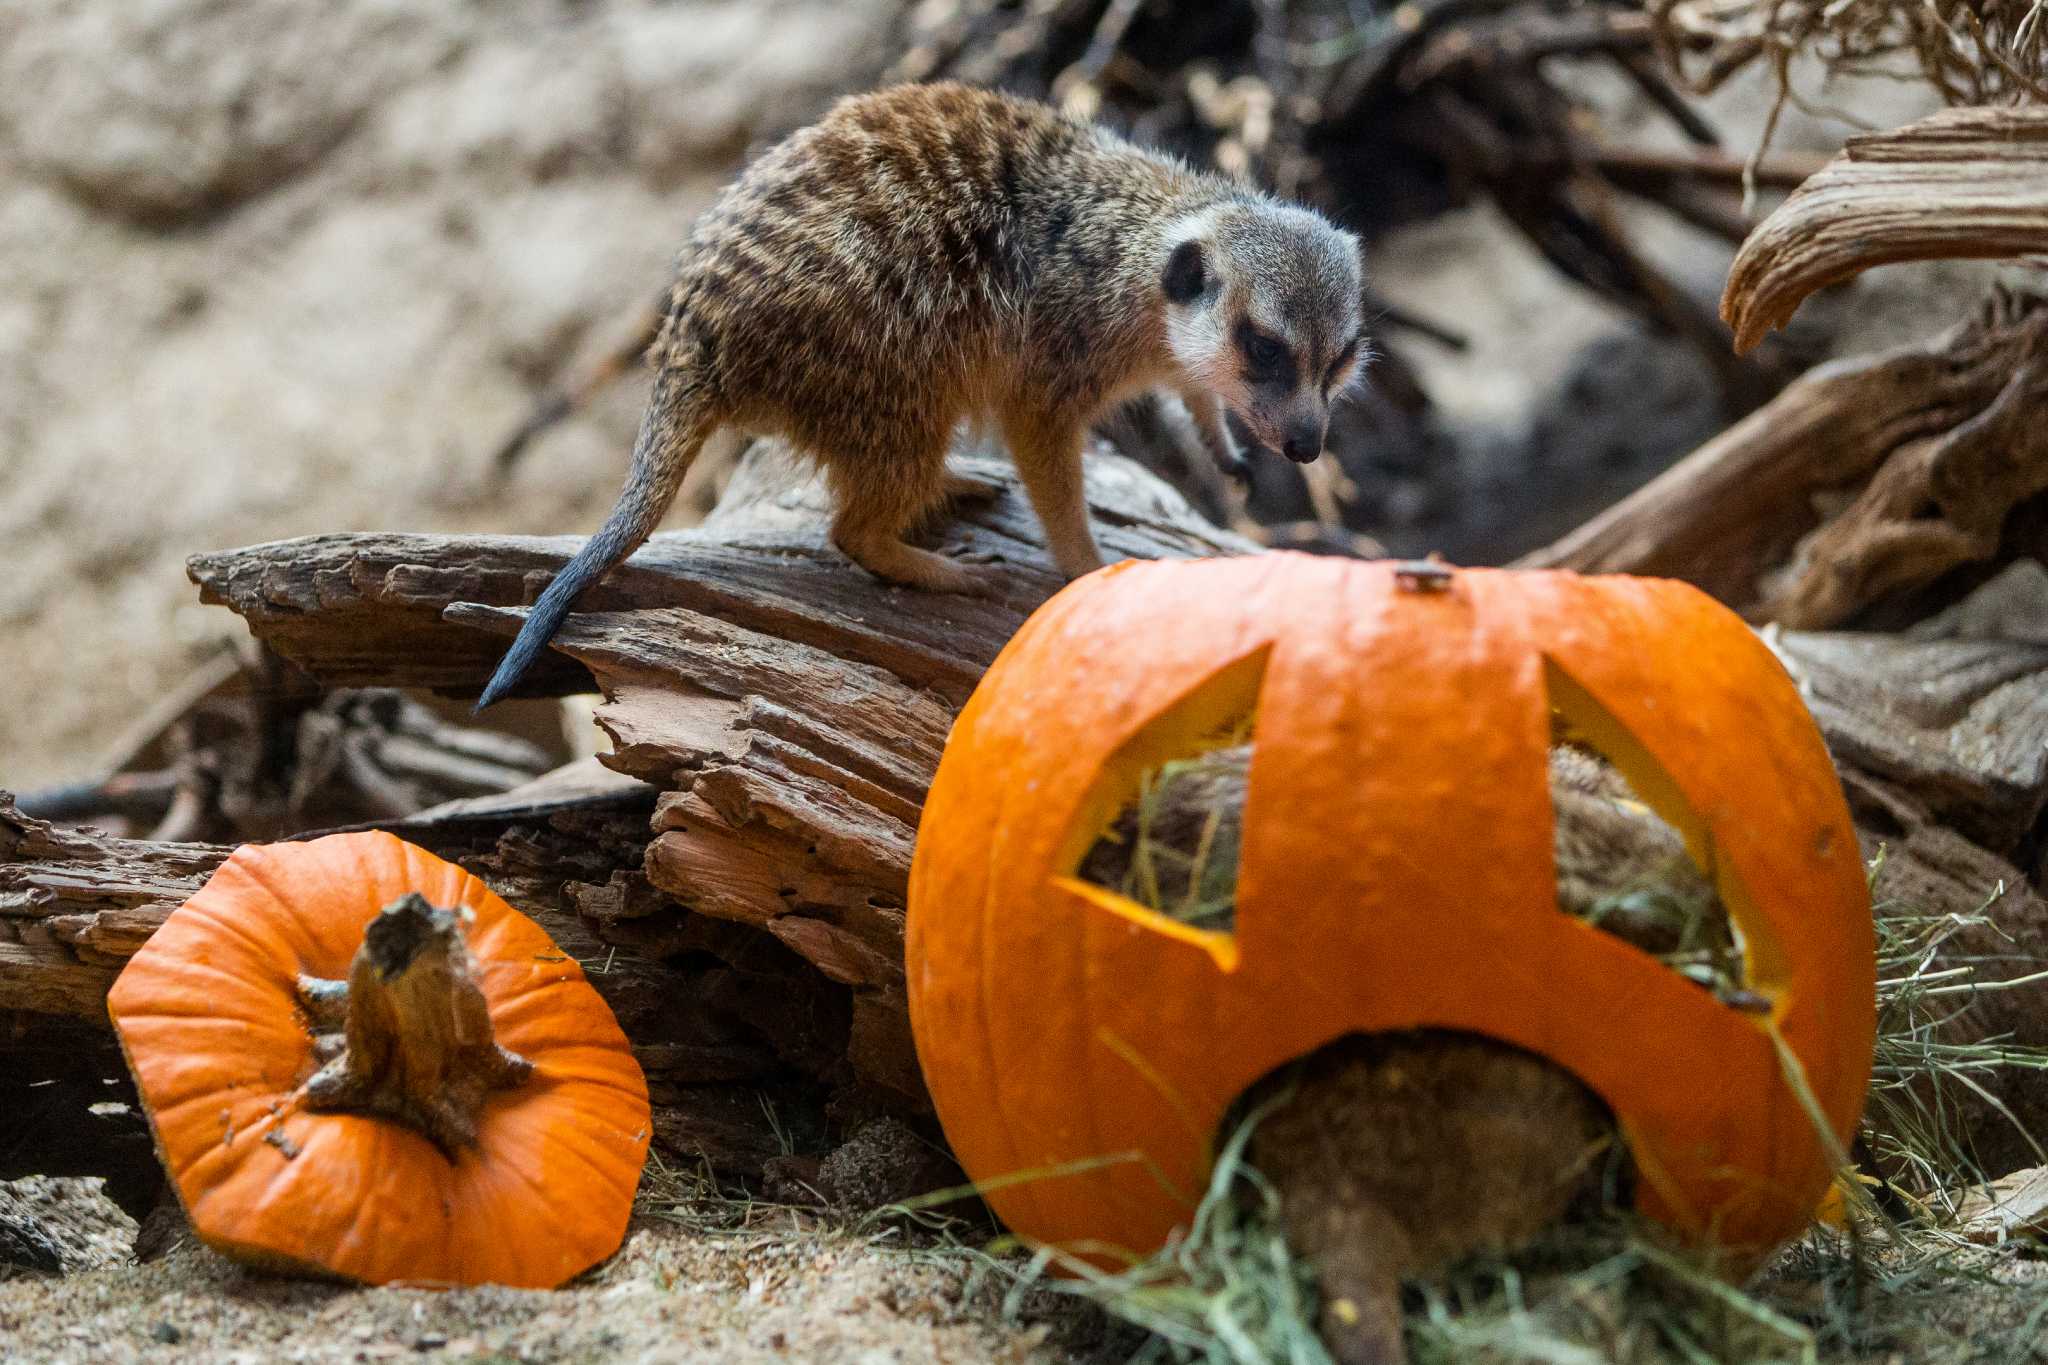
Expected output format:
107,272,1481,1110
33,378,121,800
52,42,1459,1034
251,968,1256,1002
6,446,1250,1135
188,448,1244,700
1521,289,2048,627
1724,107,2048,354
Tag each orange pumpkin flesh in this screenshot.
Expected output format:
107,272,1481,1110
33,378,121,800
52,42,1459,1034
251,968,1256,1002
907,555,1875,1270
108,832,651,1288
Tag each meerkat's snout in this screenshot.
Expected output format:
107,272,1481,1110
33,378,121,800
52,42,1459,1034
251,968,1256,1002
1161,202,1367,472
1279,403,1328,465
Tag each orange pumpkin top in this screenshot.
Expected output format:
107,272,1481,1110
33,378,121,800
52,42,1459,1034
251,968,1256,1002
907,556,1874,1266
108,832,651,1288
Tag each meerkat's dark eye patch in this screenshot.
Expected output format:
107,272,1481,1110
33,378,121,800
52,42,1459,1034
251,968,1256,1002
1163,240,1208,304
1323,336,1362,390
1235,321,1296,387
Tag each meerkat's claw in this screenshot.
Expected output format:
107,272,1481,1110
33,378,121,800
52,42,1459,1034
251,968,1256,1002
920,559,1009,597
940,556,1016,597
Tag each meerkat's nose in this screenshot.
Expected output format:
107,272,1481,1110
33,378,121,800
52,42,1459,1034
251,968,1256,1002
1281,416,1325,464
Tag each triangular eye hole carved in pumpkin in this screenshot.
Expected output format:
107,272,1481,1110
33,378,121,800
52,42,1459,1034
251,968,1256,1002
1060,643,1270,966
1060,643,1778,1014
1544,657,1775,1014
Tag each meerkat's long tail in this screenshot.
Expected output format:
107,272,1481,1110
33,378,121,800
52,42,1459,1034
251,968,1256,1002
475,370,712,711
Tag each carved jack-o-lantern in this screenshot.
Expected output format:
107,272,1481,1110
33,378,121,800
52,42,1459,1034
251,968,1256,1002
907,555,1875,1265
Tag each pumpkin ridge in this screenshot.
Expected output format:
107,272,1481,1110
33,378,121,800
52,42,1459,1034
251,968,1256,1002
489,1105,638,1208
110,832,650,1288
458,1118,574,1245
522,1053,652,1097
967,693,1040,1229
147,892,299,991
225,846,361,980
109,951,301,1024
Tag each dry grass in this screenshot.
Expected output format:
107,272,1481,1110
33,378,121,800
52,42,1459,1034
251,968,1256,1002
874,849,2048,1364
1651,0,2048,185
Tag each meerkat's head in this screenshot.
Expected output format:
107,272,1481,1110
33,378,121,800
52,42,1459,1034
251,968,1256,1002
1160,200,1368,464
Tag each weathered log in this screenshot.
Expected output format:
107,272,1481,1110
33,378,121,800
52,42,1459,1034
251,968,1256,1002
1768,628,2048,855
1725,108,2048,354
4,448,1249,1155
174,447,1251,1104
0,811,225,1017
1520,289,2048,627
10,440,2047,1180
189,448,1247,700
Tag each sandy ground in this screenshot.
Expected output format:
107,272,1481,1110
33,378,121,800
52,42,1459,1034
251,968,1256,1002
0,1196,1095,1364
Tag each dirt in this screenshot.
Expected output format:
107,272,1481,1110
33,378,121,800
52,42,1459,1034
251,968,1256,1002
0,1206,1090,1364
0,1178,138,1283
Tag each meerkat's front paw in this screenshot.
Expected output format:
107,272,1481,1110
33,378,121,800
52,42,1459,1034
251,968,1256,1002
928,559,1012,598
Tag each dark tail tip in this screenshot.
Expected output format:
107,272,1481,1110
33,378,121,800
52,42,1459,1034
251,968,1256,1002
472,633,546,713
472,554,605,712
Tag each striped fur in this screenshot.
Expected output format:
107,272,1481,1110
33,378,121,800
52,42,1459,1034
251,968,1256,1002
479,82,1363,710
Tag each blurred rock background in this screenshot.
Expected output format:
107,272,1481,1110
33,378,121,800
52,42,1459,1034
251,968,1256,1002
0,0,1987,788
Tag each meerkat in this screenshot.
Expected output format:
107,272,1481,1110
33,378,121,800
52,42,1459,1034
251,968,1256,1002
476,81,1368,710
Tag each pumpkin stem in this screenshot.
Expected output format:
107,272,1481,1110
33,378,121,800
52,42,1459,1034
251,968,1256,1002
298,893,533,1156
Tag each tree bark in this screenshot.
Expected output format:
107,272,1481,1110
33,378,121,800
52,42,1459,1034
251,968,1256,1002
1519,289,2048,628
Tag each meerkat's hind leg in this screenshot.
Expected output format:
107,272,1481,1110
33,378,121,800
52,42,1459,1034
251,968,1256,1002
1001,412,1104,580
829,459,1003,596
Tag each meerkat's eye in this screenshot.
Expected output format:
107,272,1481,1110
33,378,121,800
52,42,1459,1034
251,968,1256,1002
1235,322,1295,386
1324,337,1362,390
1162,240,1208,304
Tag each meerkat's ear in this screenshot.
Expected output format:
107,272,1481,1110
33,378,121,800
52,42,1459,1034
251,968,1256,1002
1162,239,1208,304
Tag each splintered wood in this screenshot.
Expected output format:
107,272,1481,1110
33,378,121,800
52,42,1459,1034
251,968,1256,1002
1524,290,2048,629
